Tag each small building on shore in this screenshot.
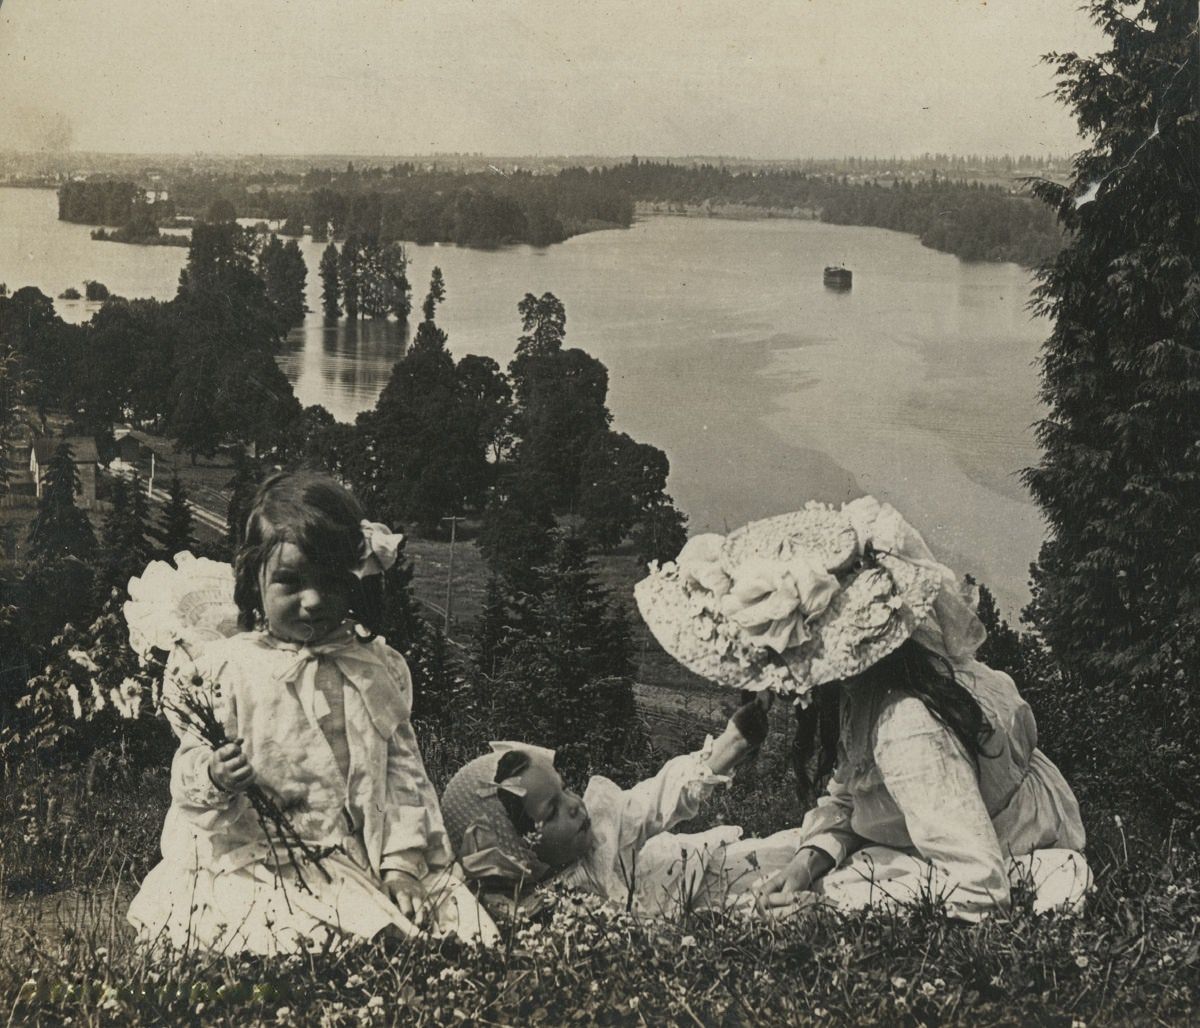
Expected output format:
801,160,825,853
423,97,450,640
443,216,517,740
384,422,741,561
29,436,99,509
113,429,148,464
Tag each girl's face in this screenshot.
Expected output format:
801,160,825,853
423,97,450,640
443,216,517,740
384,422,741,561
518,760,594,869
261,542,351,644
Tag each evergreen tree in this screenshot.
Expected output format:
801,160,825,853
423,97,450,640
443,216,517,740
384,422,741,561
358,320,489,531
967,577,1024,687
256,234,307,331
422,266,446,322
27,442,95,562
1022,2,1199,682
476,475,556,606
382,242,412,321
225,451,263,550
96,473,152,600
154,471,196,558
472,574,510,678
339,237,361,320
506,292,612,509
486,535,639,777
319,242,341,318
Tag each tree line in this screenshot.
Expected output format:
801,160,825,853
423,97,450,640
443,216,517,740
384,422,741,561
60,166,637,249
0,219,306,461
592,159,1064,266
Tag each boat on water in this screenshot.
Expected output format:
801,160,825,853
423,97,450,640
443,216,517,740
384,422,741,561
824,265,853,290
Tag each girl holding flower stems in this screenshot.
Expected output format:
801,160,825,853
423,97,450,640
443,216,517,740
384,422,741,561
126,471,497,954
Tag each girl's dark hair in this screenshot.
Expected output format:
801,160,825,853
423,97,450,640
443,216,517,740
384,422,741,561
791,638,994,800
233,471,383,636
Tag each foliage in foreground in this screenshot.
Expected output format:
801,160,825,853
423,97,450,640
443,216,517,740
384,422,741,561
4,708,1200,1028
2,758,1199,1027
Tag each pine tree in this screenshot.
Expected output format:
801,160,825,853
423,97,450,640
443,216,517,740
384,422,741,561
225,450,263,550
383,243,412,322
421,266,446,322
96,473,152,600
319,242,341,319
27,442,95,562
153,471,196,558
487,535,640,777
1022,2,1199,681
472,575,510,678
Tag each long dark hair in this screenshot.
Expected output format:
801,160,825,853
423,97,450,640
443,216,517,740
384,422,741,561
791,638,994,799
233,470,383,636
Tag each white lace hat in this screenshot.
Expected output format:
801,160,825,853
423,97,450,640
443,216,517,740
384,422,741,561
634,497,978,704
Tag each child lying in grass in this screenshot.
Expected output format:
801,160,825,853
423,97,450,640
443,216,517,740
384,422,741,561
441,697,776,916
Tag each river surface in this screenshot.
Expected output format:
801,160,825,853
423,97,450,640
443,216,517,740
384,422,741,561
0,186,1049,616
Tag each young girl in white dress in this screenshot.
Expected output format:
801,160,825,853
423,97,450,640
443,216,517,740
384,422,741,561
440,698,770,917
636,495,1091,921
126,471,497,953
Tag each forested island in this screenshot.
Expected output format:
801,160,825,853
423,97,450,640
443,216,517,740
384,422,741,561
55,155,1063,264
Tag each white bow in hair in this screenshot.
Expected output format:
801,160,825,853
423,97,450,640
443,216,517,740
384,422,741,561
479,741,559,799
354,519,404,579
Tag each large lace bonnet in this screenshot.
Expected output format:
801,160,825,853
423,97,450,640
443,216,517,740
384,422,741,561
634,496,986,705
440,742,559,888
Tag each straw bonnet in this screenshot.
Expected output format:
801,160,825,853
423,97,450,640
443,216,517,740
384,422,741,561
441,742,559,888
634,497,983,704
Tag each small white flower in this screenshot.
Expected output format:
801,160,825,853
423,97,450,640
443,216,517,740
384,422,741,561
1075,954,1090,969
891,976,907,990
628,997,639,1011
346,973,364,988
367,996,384,1008
919,981,937,997
276,1007,291,1021
68,649,99,672
680,935,697,947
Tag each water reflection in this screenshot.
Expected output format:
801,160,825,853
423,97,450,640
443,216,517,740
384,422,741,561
280,314,409,423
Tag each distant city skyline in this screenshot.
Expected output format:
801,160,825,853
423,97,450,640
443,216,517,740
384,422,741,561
0,0,1105,160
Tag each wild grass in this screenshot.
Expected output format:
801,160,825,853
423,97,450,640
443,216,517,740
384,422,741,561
2,739,1197,1026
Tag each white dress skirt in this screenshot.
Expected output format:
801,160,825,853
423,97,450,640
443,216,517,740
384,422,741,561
129,841,492,955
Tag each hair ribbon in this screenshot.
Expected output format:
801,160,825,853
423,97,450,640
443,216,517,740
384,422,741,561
354,519,404,579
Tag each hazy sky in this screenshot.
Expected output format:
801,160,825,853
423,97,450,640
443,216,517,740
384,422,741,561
0,0,1104,158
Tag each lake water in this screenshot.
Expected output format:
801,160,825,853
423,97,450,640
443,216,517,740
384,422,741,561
0,186,1049,617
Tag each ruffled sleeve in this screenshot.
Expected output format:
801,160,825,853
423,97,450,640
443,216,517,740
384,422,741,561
582,737,732,889
378,646,454,877
874,695,1010,921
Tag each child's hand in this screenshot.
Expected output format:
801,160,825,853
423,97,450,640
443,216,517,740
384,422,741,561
707,693,773,775
731,692,772,750
208,740,255,793
383,869,428,925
